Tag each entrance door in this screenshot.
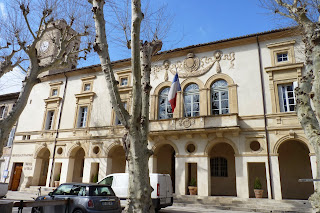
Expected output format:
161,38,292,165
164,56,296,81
11,163,23,191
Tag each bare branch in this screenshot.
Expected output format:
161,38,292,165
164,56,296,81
20,3,36,40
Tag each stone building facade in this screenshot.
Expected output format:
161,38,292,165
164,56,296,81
0,92,19,183
6,28,315,200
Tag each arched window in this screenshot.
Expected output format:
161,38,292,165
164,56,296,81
211,80,229,115
184,84,199,117
158,87,173,119
210,157,228,177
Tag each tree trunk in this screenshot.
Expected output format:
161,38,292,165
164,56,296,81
126,131,154,213
89,0,162,212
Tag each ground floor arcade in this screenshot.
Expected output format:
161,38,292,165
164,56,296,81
7,133,315,200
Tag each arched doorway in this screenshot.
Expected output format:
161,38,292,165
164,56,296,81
109,145,126,173
34,148,50,186
71,147,85,182
154,144,176,192
278,140,313,199
209,143,236,196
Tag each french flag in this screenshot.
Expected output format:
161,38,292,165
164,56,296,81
168,73,181,112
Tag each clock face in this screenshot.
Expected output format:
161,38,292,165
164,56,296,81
40,41,49,53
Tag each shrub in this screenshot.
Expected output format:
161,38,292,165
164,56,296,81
189,177,197,187
254,177,262,189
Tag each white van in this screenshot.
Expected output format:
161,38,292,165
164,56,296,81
98,173,173,211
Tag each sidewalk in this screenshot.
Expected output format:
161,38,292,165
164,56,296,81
4,190,45,201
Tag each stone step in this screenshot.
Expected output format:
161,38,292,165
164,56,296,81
20,186,55,195
173,195,312,213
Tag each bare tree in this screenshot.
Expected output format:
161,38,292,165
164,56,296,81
88,0,167,212
260,0,320,210
0,0,92,156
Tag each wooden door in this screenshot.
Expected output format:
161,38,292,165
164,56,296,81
11,163,23,191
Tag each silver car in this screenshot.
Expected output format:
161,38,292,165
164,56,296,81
32,183,122,213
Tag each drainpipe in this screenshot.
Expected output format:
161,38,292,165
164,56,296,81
49,73,68,186
256,35,274,199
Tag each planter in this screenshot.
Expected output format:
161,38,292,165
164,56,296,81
188,186,197,195
254,189,263,198
0,183,8,198
54,181,60,188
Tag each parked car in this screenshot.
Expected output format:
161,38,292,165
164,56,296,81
98,173,173,211
0,183,8,198
31,183,121,213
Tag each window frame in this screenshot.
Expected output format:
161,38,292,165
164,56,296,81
158,87,173,120
45,110,55,130
115,102,127,125
77,106,89,128
0,105,7,119
210,157,228,177
183,83,200,117
276,52,288,63
211,80,229,115
278,83,296,112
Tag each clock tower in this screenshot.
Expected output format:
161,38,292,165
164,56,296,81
37,19,80,74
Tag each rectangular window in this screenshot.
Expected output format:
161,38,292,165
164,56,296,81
84,83,91,92
0,106,7,119
77,106,88,128
120,77,128,86
277,53,288,62
210,157,228,177
278,83,295,112
45,111,55,130
115,102,127,125
6,127,16,147
51,89,58,96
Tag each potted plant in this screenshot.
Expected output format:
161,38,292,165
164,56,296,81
254,177,263,198
92,174,98,183
188,177,197,195
54,174,60,188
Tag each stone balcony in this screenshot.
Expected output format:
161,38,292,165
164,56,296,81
149,113,240,138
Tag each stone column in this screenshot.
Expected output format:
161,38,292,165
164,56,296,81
46,159,53,187
64,158,75,183
98,158,108,181
270,155,282,200
148,156,157,173
199,88,208,116
235,156,249,198
32,159,42,186
106,158,112,175
175,157,186,195
197,157,209,196
82,158,91,183
310,155,317,188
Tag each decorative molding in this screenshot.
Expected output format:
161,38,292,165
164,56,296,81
178,118,195,128
44,97,62,108
266,40,296,48
75,92,95,103
49,81,63,86
151,51,235,79
81,75,96,81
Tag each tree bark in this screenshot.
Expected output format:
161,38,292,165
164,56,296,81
89,0,162,212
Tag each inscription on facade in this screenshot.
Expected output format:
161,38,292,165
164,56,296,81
24,162,33,170
12,154,33,157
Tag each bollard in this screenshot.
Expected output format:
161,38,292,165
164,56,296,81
0,200,14,213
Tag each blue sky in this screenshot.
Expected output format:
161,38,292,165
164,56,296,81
93,0,293,66
0,0,293,68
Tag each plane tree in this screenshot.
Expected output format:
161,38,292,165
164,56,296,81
88,0,171,212
260,0,320,210
0,0,92,157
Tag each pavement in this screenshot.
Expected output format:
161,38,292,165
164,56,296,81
1,190,313,213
